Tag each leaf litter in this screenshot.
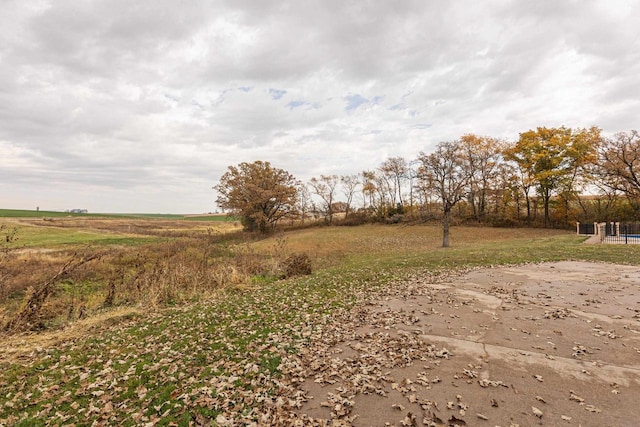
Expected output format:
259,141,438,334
1,261,639,426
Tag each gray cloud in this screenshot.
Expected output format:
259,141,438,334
1,0,638,212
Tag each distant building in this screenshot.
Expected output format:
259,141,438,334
69,209,88,214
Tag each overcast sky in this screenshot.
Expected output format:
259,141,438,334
1,1,639,213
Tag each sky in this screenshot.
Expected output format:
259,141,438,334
1,0,639,214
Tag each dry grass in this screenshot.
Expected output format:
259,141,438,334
255,224,571,261
0,220,301,332
6,217,242,246
0,220,575,334
0,306,142,364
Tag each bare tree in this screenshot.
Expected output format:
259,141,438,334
407,160,420,209
374,172,391,217
340,174,360,218
594,130,640,213
361,170,377,210
295,183,312,224
309,175,340,224
417,141,472,247
379,157,408,207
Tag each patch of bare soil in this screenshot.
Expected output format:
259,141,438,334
292,262,640,426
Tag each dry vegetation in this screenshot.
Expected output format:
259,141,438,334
0,217,312,333
3,216,640,425
0,217,572,334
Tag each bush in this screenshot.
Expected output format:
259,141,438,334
282,253,312,278
385,213,404,224
336,212,372,226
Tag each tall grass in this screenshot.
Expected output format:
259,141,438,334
3,222,640,333
0,229,307,331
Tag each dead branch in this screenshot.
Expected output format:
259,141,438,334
5,252,100,332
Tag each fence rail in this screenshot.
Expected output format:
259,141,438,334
603,222,640,244
577,223,595,235
576,221,640,244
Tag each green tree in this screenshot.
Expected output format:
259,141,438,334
214,161,299,233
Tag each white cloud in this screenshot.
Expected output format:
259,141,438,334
1,0,638,212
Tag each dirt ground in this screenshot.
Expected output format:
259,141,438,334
294,262,640,426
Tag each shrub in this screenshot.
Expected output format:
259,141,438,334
336,212,372,226
385,213,404,224
282,253,312,278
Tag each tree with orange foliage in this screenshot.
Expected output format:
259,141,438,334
460,134,504,221
214,161,299,233
504,126,600,227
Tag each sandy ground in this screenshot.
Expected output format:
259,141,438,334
295,262,640,427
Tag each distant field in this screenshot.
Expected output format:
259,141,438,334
0,209,236,221
0,209,101,218
1,215,240,248
183,214,237,221
8,225,155,247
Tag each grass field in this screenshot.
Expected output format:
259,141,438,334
1,221,639,425
0,209,101,218
0,209,235,221
1,216,240,248
11,226,156,247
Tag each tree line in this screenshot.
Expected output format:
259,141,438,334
214,127,640,246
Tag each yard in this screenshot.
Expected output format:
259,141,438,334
1,217,639,425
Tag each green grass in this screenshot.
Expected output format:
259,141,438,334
6,224,152,247
0,209,236,221
0,209,101,218
2,225,640,425
0,209,170,220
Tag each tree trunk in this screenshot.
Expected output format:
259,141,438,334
469,191,478,221
543,188,550,228
442,208,451,248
